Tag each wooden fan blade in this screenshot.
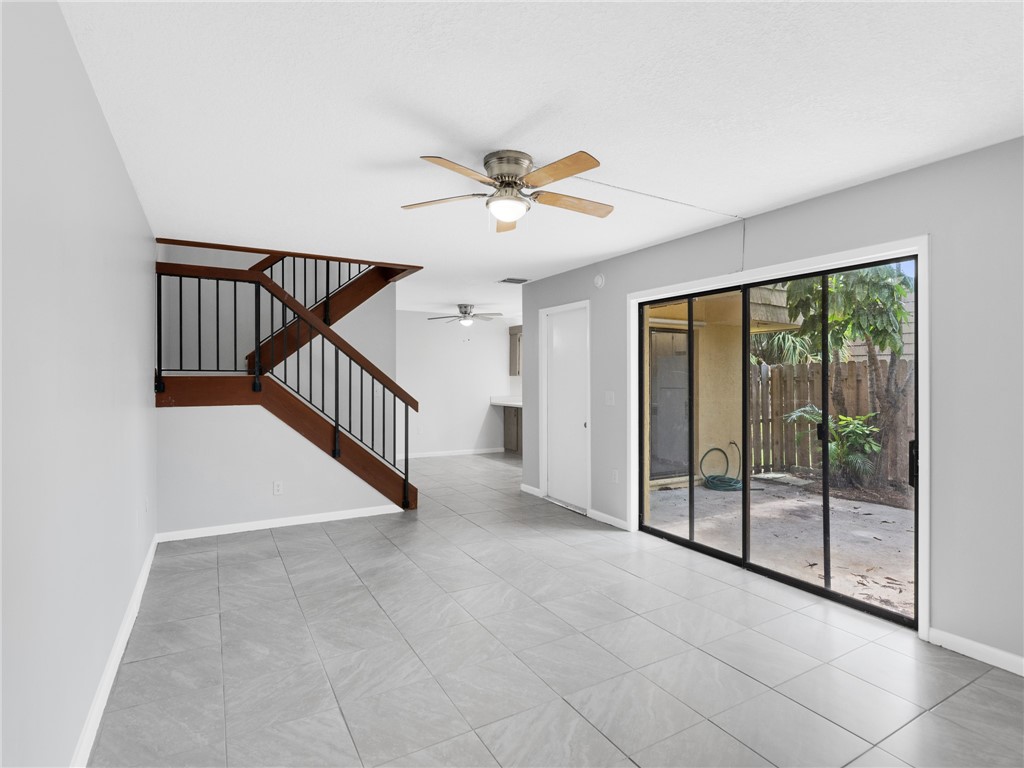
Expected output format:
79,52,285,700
427,315,461,320
521,151,599,188
421,156,496,187
475,315,496,321
475,313,503,317
496,219,516,233
532,191,613,218
402,193,488,210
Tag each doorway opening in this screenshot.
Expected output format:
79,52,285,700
640,257,918,626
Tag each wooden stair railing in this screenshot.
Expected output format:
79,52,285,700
245,265,410,374
156,239,420,375
154,243,420,509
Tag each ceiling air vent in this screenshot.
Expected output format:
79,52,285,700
499,277,529,284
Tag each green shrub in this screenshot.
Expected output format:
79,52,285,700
785,404,881,487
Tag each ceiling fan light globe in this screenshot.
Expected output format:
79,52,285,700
487,196,529,223
459,317,474,327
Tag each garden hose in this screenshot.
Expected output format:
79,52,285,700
700,442,743,491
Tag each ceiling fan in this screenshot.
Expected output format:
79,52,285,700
428,304,502,327
402,150,613,232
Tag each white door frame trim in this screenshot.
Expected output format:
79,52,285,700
626,235,930,639
538,299,592,512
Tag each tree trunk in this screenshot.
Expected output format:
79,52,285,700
865,338,881,415
870,350,914,488
830,347,847,415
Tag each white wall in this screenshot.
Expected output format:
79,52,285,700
157,407,394,533
397,311,511,457
338,285,397,379
523,139,1024,661
2,5,159,765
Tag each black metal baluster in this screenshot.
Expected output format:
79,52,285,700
403,404,410,509
215,279,221,371
333,348,340,458
392,392,396,467
348,359,353,432
269,295,275,384
233,282,238,371
197,279,202,371
324,261,332,325
360,367,365,442
371,379,376,454
178,276,183,371
252,283,262,392
155,274,165,391
321,336,325,411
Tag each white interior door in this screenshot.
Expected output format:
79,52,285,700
545,304,589,511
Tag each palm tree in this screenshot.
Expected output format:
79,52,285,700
784,265,913,488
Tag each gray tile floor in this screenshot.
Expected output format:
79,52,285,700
90,453,1024,767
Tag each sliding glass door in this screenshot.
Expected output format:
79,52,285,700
824,261,917,617
641,291,743,556
748,279,826,587
640,258,918,625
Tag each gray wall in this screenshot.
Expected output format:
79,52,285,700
523,139,1023,658
2,4,159,765
397,311,510,456
157,406,392,532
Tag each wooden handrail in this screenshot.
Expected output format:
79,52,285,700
155,237,421,279
255,274,418,410
157,261,419,410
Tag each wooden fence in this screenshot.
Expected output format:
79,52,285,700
749,359,914,483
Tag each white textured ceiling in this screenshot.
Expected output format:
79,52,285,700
61,2,1022,319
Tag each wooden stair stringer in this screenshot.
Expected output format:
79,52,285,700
156,375,417,510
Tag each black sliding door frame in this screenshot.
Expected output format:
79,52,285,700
639,256,918,629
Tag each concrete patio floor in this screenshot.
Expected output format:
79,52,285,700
648,476,915,617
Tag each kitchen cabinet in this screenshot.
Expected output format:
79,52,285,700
503,406,522,454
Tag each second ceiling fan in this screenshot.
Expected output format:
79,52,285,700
402,150,613,233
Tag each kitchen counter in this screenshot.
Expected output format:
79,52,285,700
491,397,523,453
490,396,522,408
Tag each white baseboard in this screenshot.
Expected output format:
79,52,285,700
408,447,505,459
71,537,158,767
156,504,400,542
587,507,635,531
520,483,543,497
927,628,1024,676
73,503,399,763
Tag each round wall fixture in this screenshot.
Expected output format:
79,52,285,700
594,273,606,289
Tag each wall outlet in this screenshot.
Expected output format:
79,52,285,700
611,469,619,484
272,480,284,496
605,391,615,406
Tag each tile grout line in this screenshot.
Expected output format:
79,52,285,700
304,522,368,768
217,537,228,764
271,523,367,766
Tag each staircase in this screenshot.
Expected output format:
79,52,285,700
153,239,421,509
